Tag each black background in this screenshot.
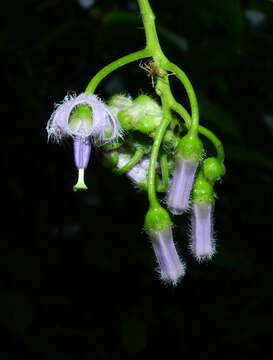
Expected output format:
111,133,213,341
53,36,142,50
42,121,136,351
2,0,273,358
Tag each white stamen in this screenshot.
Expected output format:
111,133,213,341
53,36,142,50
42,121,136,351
73,168,88,191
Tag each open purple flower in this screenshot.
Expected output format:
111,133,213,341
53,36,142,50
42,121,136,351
47,93,121,190
191,202,215,262
167,155,199,215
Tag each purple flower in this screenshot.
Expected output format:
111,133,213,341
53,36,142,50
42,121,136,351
47,93,121,143
148,226,185,285
167,155,199,215
191,202,215,262
47,93,121,190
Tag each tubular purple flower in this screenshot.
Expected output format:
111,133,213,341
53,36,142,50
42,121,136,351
145,206,185,285
167,133,202,215
191,202,215,262
148,227,185,286
73,136,92,169
167,155,199,215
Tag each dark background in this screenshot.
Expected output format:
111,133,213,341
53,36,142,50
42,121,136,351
2,0,273,358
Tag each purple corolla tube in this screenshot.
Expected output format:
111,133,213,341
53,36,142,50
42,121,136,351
167,155,199,215
191,202,215,262
148,226,185,286
73,137,92,191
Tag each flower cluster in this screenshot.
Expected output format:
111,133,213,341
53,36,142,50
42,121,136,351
47,0,225,286
101,94,225,285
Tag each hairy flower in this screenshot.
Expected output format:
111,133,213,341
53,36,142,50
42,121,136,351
47,93,121,190
47,93,121,143
191,202,215,262
148,226,185,285
167,155,199,215
167,133,202,215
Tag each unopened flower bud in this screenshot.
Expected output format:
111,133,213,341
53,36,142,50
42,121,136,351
144,206,185,285
167,133,203,215
191,171,215,261
108,94,133,116
203,157,225,183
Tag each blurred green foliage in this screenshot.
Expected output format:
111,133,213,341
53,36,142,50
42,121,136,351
1,0,273,359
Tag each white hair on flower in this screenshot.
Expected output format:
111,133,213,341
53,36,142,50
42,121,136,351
47,92,121,144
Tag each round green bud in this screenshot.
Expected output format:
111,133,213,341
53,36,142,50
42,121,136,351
134,95,161,114
144,206,172,231
101,151,119,169
134,115,162,134
176,133,203,160
192,171,214,204
203,157,225,183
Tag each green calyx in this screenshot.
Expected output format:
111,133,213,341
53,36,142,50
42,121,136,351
176,133,203,160
203,157,225,183
192,170,214,204
69,104,92,133
144,206,172,231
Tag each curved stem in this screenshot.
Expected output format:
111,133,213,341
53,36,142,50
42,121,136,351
171,101,192,128
114,148,145,175
85,49,151,94
157,153,169,192
199,126,225,163
166,62,199,134
172,101,225,162
147,78,172,207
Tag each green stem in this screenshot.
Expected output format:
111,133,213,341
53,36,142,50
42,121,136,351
157,153,169,192
147,77,172,207
172,101,225,162
137,0,164,58
85,49,150,94
114,147,145,175
199,126,225,163
166,62,199,134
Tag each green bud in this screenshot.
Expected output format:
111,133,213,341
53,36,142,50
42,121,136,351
144,206,172,231
134,95,161,114
176,133,203,160
192,171,214,204
101,151,119,169
134,115,162,134
107,94,132,109
117,105,141,130
68,104,92,133
203,157,225,183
